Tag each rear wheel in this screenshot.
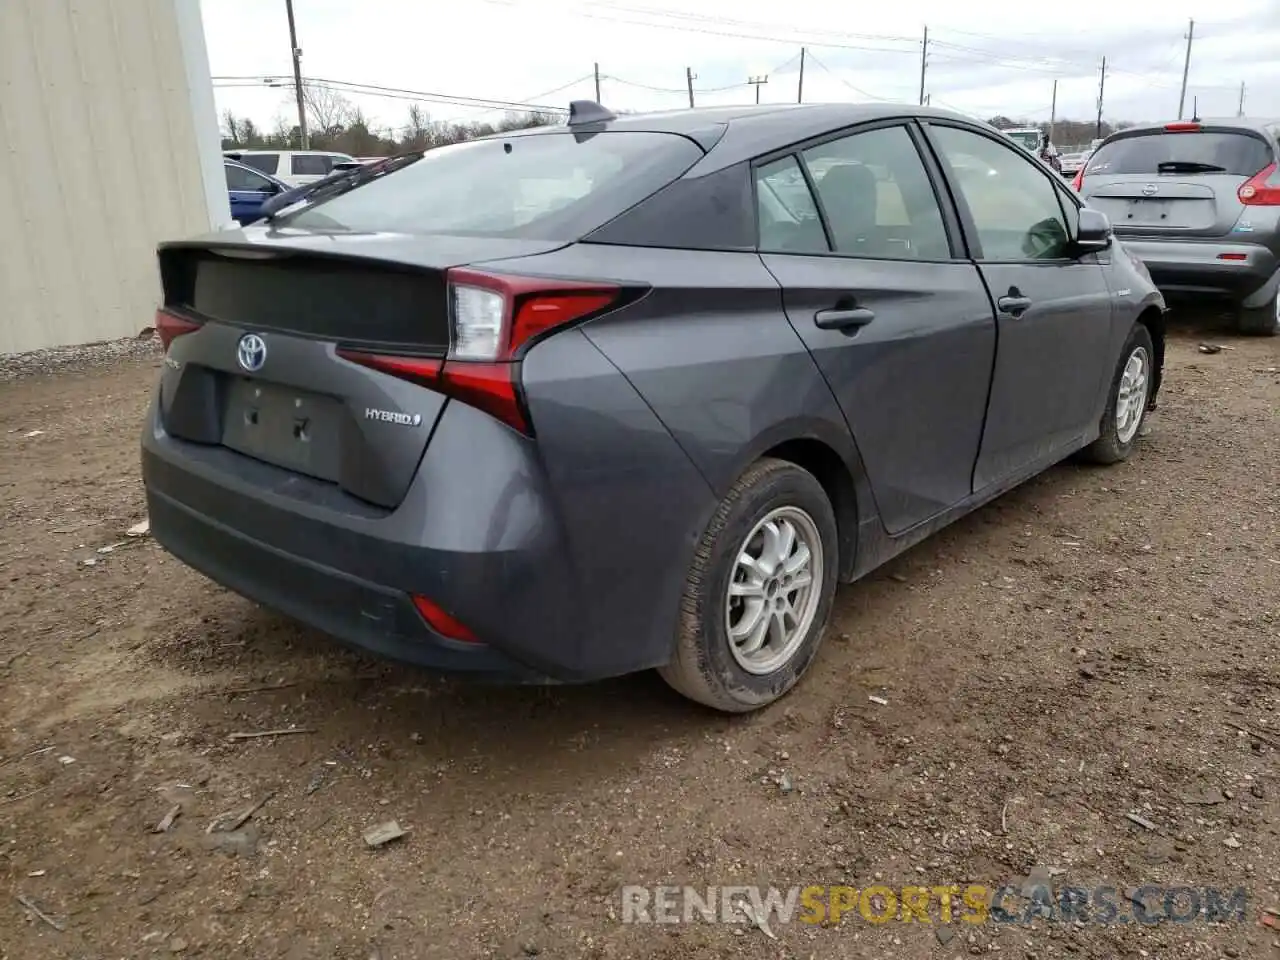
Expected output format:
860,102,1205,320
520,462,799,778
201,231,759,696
1237,290,1279,336
659,458,838,713
1081,323,1155,465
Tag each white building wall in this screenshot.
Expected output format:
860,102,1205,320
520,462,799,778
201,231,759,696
0,0,230,355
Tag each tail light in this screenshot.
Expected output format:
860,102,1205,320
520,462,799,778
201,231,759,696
155,307,201,351
1163,122,1201,132
1070,168,1084,192
1238,162,1280,206
339,270,621,436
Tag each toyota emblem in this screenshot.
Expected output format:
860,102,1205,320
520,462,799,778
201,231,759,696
237,333,267,372
1141,183,1158,196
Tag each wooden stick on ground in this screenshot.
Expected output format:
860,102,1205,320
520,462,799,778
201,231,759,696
226,728,314,742
16,893,65,932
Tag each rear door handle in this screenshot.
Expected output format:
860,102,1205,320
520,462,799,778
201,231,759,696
814,306,876,330
997,295,1033,317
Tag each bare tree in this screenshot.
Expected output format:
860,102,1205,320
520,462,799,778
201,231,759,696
222,109,245,147
301,84,354,137
403,104,431,150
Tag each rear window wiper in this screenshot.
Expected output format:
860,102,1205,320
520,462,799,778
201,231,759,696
260,151,425,221
1156,160,1226,173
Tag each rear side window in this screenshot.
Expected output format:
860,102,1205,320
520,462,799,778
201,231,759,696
285,131,703,240
237,153,279,175
292,154,332,176
755,157,828,254
802,125,951,260
1087,131,1273,177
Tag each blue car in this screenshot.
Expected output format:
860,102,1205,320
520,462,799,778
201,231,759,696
224,159,290,225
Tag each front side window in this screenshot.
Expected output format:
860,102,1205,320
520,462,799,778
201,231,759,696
802,125,951,260
930,126,1071,261
224,163,273,192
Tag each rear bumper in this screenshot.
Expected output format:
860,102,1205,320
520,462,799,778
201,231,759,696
146,485,542,679
1120,238,1277,300
141,393,599,682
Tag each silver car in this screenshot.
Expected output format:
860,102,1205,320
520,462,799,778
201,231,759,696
1075,119,1280,335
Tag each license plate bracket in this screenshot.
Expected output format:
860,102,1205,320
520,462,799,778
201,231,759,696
221,377,342,482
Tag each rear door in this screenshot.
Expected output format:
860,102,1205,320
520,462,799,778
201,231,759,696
922,122,1114,489
758,121,997,535
1080,126,1274,240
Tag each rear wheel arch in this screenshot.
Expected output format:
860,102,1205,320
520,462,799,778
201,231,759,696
759,437,859,582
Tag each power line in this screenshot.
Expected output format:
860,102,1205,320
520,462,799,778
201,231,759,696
210,75,568,114
514,74,595,104
804,51,898,102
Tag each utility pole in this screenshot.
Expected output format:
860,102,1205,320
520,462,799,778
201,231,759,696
797,47,806,104
1237,81,1245,117
748,75,769,104
1049,78,1058,145
686,67,696,108
284,0,308,149
1177,19,1194,120
918,25,929,106
593,62,601,102
1095,56,1107,139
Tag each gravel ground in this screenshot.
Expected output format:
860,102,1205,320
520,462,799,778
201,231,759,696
0,312,1277,959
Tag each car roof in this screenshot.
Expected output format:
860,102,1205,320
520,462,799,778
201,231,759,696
495,102,992,173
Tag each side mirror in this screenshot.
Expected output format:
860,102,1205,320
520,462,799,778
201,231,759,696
1075,207,1112,252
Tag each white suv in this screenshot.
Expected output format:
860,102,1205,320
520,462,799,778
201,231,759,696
222,150,356,187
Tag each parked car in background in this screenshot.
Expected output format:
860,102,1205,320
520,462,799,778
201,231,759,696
146,102,1164,713
223,158,289,225
222,149,357,187
1075,119,1280,335
1059,150,1090,178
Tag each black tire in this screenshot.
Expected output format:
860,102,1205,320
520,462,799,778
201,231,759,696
1080,323,1155,465
659,458,839,713
1237,292,1279,336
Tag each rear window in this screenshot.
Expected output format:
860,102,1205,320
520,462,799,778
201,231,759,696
1087,130,1273,177
236,153,279,175
283,131,703,239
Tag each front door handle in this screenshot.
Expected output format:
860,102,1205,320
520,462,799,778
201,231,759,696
997,295,1033,317
814,306,876,330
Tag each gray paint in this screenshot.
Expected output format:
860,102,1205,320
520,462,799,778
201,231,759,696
141,103,1167,684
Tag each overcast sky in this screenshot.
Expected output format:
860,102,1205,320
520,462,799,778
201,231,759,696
202,0,1280,144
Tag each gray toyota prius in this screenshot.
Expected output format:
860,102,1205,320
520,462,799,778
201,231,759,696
142,101,1165,712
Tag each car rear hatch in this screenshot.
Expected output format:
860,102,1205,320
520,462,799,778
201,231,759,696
154,128,701,511
1080,124,1276,239
154,233,566,509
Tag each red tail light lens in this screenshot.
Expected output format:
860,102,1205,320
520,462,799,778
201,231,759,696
1163,122,1201,132
339,271,623,436
1238,162,1280,205
411,594,481,643
155,308,201,350
1071,168,1085,192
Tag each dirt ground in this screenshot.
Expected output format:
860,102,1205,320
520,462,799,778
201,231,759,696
1,311,1277,960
